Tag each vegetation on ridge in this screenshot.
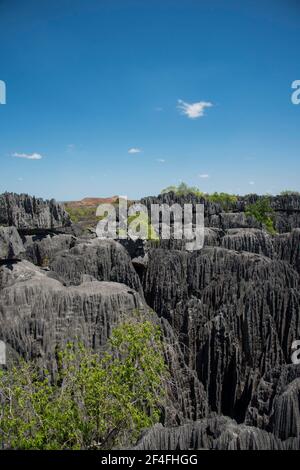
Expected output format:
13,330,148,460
64,205,101,226
161,182,204,197
160,182,238,211
245,197,276,234
0,316,167,450
280,190,300,196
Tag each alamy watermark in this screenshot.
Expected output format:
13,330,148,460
291,80,300,105
0,80,6,105
95,197,204,251
291,340,300,365
0,341,6,365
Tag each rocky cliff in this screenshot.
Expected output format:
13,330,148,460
0,192,71,231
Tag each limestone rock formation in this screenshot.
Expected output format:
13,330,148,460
23,233,77,267
49,238,143,294
221,228,275,257
0,192,71,231
209,212,261,230
133,415,300,450
274,229,300,273
246,364,300,440
1,191,300,450
160,317,209,425
0,259,144,369
142,245,300,421
0,226,25,260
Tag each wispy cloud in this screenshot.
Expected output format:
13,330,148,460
128,147,142,154
177,99,213,119
156,158,165,163
198,173,209,179
12,152,43,160
249,181,255,185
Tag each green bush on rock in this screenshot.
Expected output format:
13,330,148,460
0,316,167,450
245,197,276,234
161,182,204,197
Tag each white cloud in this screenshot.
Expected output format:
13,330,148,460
17,177,23,181
177,99,213,119
156,158,165,163
128,147,142,154
198,173,209,179
249,181,255,185
12,152,43,160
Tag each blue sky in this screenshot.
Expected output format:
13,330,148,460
0,0,300,201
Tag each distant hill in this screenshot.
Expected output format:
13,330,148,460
65,196,119,208
63,196,125,231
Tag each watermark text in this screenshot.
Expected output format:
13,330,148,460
95,197,204,251
291,80,300,105
0,80,6,105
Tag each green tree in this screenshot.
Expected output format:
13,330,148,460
206,192,238,211
245,197,276,234
0,317,167,450
160,185,178,194
280,190,300,196
161,182,204,197
160,185,237,211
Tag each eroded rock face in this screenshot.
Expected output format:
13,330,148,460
49,238,143,294
0,260,144,369
142,246,300,420
274,229,300,273
160,317,209,425
133,415,300,450
209,212,261,230
0,226,25,260
23,233,77,266
246,365,300,440
221,228,275,257
0,192,71,230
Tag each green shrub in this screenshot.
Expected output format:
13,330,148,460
40,255,50,268
160,184,237,212
161,182,204,197
245,197,276,234
0,317,167,450
65,206,99,223
206,192,238,211
280,190,300,196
